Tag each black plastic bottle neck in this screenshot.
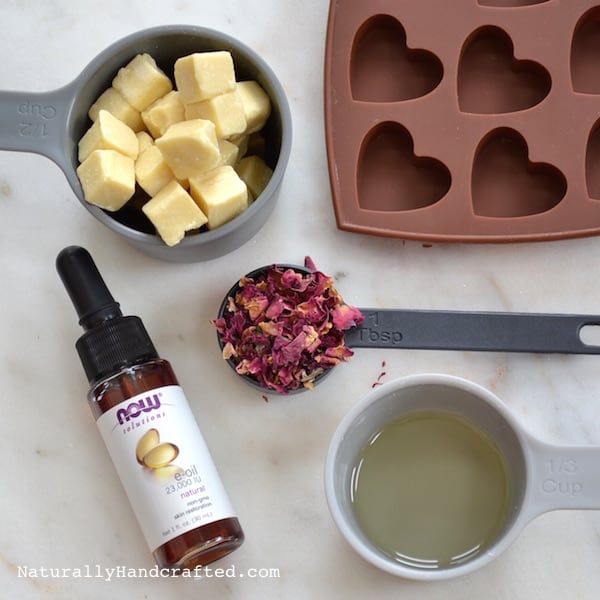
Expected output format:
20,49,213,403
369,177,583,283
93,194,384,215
56,246,159,384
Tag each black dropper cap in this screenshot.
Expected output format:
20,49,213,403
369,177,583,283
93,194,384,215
56,246,158,384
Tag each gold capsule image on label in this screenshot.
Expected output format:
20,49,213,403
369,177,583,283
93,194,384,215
142,442,180,469
136,428,160,465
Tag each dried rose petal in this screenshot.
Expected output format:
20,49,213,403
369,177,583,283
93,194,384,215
259,321,283,336
303,325,320,352
325,344,354,360
236,357,263,376
212,257,363,394
297,298,328,323
304,256,318,272
222,342,237,359
265,297,285,320
245,296,269,320
332,305,364,330
281,269,311,292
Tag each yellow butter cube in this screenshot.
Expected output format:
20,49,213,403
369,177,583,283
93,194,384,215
113,54,173,111
236,156,273,199
136,131,154,154
218,139,239,167
155,119,220,180
174,51,236,103
142,181,208,247
77,149,135,211
135,145,174,197
88,87,145,132
237,81,271,134
189,165,248,230
141,91,185,138
184,90,246,138
228,133,249,158
78,110,139,162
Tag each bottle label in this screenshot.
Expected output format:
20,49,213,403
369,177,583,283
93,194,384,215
96,385,236,552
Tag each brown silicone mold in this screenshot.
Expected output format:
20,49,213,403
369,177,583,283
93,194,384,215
325,0,600,242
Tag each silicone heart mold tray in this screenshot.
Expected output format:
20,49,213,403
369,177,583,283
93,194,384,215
325,0,600,242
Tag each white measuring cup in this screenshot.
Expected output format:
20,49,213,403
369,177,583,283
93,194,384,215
325,374,600,580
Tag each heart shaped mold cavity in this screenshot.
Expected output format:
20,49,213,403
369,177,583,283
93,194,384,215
571,7,600,94
351,15,443,102
586,119,600,199
357,122,451,211
478,0,549,6
472,128,567,218
458,26,551,114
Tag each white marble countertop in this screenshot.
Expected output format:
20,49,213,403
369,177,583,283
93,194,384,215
1,1,600,598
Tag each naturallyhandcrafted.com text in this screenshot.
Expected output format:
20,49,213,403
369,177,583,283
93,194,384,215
16,563,280,581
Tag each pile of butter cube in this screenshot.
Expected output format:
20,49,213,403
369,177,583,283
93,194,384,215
76,51,273,246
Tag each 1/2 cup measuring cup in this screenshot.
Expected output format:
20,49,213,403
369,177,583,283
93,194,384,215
325,374,600,580
0,25,292,262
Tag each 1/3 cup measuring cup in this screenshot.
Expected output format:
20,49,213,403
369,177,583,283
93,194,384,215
0,25,292,262
325,374,600,580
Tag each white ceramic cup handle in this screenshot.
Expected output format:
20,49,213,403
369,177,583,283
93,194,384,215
527,438,600,517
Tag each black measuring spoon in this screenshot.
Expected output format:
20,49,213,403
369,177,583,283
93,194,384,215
217,265,600,394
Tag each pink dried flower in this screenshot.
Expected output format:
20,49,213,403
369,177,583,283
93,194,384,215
222,342,237,360
259,321,283,336
265,297,285,320
212,257,363,394
332,305,364,330
245,296,270,320
280,269,311,292
304,256,318,272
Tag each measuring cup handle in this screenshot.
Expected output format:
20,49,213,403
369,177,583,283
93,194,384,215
347,309,600,354
0,85,73,168
526,438,600,517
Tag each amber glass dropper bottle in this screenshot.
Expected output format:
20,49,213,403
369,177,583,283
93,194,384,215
56,246,244,571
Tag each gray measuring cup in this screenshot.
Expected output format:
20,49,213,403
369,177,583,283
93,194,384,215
325,374,600,580
0,25,292,262
216,264,600,394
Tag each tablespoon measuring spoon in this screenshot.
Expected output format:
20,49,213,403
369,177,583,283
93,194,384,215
217,265,600,393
